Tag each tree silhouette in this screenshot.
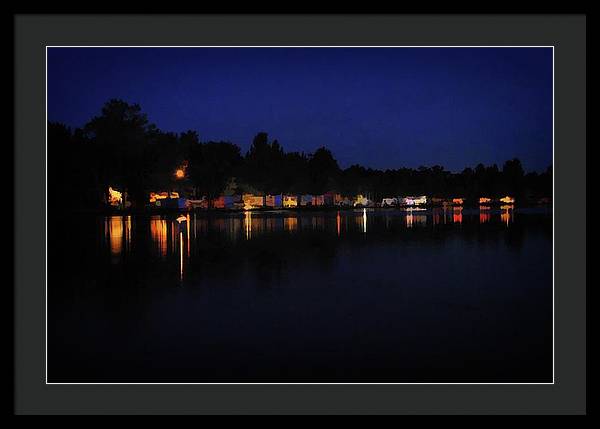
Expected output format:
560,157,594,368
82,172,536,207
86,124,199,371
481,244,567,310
48,99,552,211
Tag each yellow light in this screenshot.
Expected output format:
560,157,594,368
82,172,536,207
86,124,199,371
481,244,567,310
175,169,185,179
108,187,123,206
501,205,513,226
244,210,252,240
500,196,515,204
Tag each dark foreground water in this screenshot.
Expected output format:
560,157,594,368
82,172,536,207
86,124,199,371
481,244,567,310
48,206,552,383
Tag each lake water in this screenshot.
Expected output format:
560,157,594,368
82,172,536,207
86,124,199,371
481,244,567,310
48,206,553,383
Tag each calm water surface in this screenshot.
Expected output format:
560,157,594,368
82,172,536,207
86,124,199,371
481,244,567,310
48,207,552,382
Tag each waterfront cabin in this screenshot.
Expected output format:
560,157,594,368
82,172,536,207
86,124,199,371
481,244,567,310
212,196,226,209
188,198,208,210
211,195,235,209
265,194,283,208
354,194,369,207
300,195,314,206
323,192,341,206
313,195,325,206
381,197,398,207
149,191,182,208
243,194,265,210
400,196,427,206
499,196,515,204
283,195,298,208
338,197,353,207
108,187,123,208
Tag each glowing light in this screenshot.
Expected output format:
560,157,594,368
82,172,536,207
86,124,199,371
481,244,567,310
453,206,463,224
500,196,515,204
244,210,252,240
284,216,297,232
354,195,369,207
150,217,168,257
452,198,464,205
501,204,514,226
479,197,492,204
125,215,131,252
413,196,427,205
149,191,178,203
186,213,190,255
175,169,185,179
283,195,298,208
243,194,264,210
336,211,341,237
362,208,367,233
480,211,491,223
108,187,123,207
107,216,124,256
401,195,427,206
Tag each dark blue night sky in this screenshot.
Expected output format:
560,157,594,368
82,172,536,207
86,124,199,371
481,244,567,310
47,47,553,172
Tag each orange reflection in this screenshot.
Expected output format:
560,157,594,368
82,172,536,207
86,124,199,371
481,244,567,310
453,207,463,224
479,205,491,223
244,210,252,240
336,211,341,237
501,205,514,226
107,216,124,256
150,217,168,257
284,217,297,232
406,208,426,228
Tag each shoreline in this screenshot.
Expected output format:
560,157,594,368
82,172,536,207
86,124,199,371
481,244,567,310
58,202,552,217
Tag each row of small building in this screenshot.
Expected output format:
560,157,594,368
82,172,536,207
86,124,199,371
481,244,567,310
108,187,519,210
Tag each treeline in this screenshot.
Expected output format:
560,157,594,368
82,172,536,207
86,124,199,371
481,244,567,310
49,99,552,210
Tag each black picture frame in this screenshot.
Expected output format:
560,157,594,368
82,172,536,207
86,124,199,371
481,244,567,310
14,14,586,414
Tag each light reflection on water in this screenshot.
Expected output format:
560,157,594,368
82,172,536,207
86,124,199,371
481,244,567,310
453,206,463,224
102,207,530,269
55,207,552,383
105,215,131,257
501,205,515,226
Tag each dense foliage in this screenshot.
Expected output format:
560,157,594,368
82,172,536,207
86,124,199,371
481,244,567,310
49,99,552,210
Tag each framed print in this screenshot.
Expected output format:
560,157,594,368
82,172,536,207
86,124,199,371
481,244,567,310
14,13,586,415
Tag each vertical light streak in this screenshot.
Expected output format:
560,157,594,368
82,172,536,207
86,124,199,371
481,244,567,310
245,210,252,240
179,231,184,282
362,208,367,234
